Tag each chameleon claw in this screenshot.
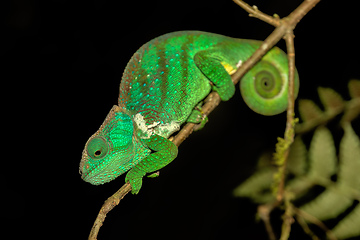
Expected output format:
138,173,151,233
194,106,208,128
147,171,160,178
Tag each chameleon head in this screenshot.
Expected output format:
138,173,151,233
79,105,151,185
240,46,300,116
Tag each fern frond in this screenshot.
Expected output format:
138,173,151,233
338,123,360,190
299,125,357,220
341,98,360,124
307,127,337,181
318,87,345,114
233,80,360,239
233,168,276,204
348,79,360,99
286,176,314,199
298,99,323,122
332,203,360,239
300,184,354,221
287,136,307,176
341,80,360,123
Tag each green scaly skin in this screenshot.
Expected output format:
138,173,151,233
79,31,300,194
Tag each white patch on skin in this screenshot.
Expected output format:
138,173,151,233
147,121,160,128
134,113,180,139
134,113,153,139
155,121,180,137
133,113,147,132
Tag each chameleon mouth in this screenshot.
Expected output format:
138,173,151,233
80,167,104,185
79,155,114,185
79,155,98,184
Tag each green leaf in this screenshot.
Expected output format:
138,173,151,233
308,126,337,181
233,83,360,239
287,136,307,176
299,124,360,223
256,151,274,169
338,123,360,190
300,185,353,220
341,97,360,124
348,79,360,99
342,79,360,123
332,203,360,239
318,87,345,113
233,168,276,204
298,99,323,122
286,176,314,199
299,126,355,221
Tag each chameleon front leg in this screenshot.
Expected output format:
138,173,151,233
194,51,235,101
125,134,178,194
187,102,208,131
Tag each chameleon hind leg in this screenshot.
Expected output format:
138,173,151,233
194,51,235,101
125,134,178,194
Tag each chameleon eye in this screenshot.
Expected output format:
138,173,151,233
87,137,109,159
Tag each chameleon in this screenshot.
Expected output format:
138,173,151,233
79,31,299,194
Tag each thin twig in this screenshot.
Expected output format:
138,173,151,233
172,92,221,146
294,208,338,240
233,1,321,239
279,194,295,240
258,204,277,240
232,0,280,27
88,183,131,240
295,213,321,240
276,31,296,202
234,0,320,203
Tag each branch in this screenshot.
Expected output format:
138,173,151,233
234,0,320,239
231,0,321,85
295,213,321,240
232,0,280,27
276,31,296,202
88,1,321,239
280,193,295,240
295,208,338,240
234,0,319,203
88,183,131,240
258,204,277,240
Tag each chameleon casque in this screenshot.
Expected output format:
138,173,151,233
80,31,299,194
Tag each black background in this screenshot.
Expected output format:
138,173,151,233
4,0,359,239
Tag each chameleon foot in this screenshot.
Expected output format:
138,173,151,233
125,169,145,194
187,104,208,131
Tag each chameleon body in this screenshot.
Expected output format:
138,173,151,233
80,31,299,194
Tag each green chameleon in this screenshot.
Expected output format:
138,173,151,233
79,31,299,194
